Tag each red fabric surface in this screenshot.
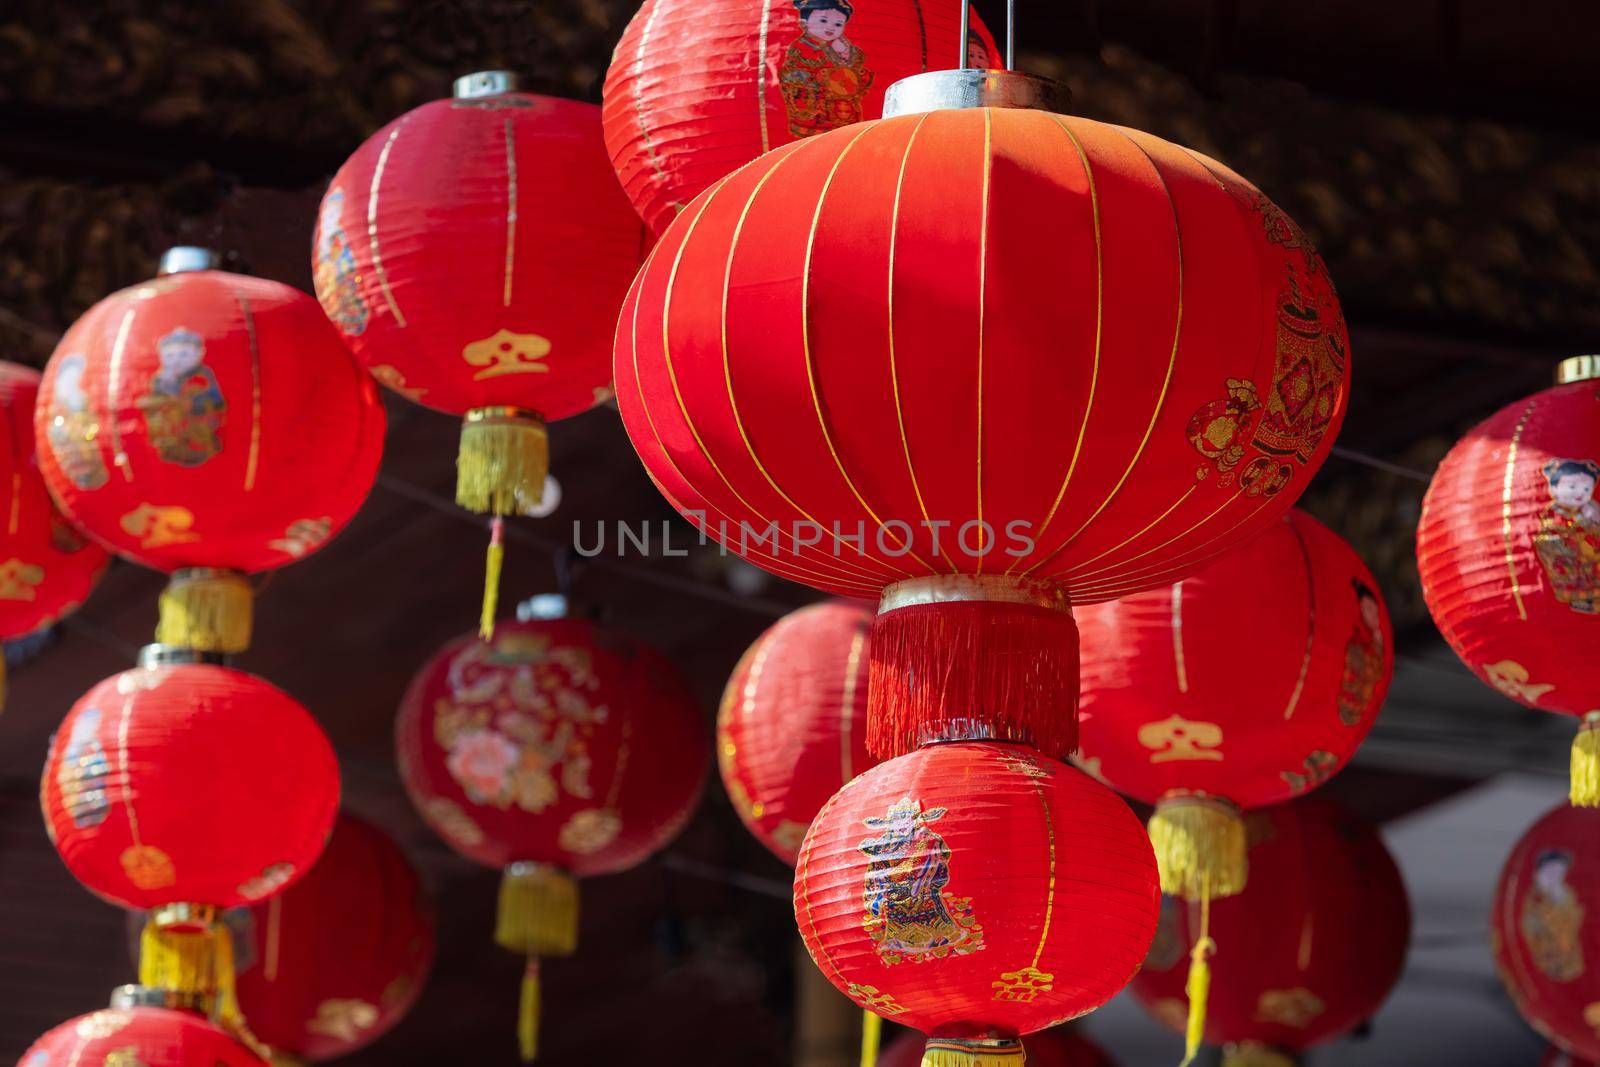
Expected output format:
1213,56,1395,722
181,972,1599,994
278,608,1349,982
794,741,1158,1040
1418,378,1600,721
20,1006,269,1066
316,91,644,422
718,599,876,864
0,361,107,637
878,1026,1119,1067
41,663,340,910
34,268,384,574
232,813,435,1061
1075,510,1392,809
395,617,708,876
1492,803,1600,1061
1131,799,1411,1052
614,106,1349,601
603,0,997,234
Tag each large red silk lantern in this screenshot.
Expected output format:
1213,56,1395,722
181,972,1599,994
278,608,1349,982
881,1028,1118,1067
1132,800,1410,1067
316,72,645,634
20,1003,270,1067
35,250,385,653
1418,357,1600,805
231,814,435,1063
615,73,1350,765
395,615,707,1060
718,599,875,864
1492,802,1600,1061
603,0,998,234
795,740,1159,1066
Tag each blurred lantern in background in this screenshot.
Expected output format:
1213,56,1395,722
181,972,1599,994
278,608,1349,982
40,651,340,1016
231,814,435,1065
1418,355,1600,806
315,71,645,638
1493,802,1600,1062
718,599,874,864
20,994,271,1067
1131,799,1411,1067
33,246,385,654
602,0,998,233
1546,1047,1598,1067
1074,509,1391,1062
879,1026,1119,1067
395,613,707,1061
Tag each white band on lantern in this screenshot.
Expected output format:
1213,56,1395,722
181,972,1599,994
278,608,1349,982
877,574,1071,615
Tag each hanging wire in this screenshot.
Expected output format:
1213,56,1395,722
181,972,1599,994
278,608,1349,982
1006,0,1016,70
959,2,972,69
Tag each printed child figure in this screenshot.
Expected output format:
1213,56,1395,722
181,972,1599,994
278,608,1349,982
136,327,225,467
1522,848,1586,981
779,0,873,138
1533,458,1600,614
1337,578,1385,725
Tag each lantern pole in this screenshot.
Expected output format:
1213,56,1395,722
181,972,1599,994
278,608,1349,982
959,3,971,68
1006,0,1016,70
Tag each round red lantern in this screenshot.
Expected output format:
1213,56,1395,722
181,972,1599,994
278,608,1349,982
230,814,434,1063
718,599,875,864
20,999,270,1067
794,740,1159,1067
603,0,998,234
0,361,108,643
316,72,645,634
1418,357,1600,805
1492,802,1600,1061
395,613,707,1060
615,70,1350,765
34,248,385,653
880,1027,1119,1067
1131,799,1410,1067
42,650,340,1004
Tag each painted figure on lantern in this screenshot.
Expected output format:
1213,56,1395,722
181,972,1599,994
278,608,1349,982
45,354,108,491
1254,271,1346,470
966,30,992,68
859,797,985,965
313,188,370,336
137,327,225,467
1522,849,1587,981
1339,578,1386,725
54,707,110,829
779,0,873,138
1533,458,1600,614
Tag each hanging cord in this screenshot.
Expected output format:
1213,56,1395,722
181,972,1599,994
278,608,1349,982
1006,0,1016,70
1179,885,1217,1067
860,1009,882,1067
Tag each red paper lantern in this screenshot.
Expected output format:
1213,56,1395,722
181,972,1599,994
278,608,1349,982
1492,802,1600,1061
1417,357,1600,805
794,740,1159,1066
395,614,707,1060
603,0,998,234
34,251,385,653
20,1004,270,1067
231,814,435,1062
1131,799,1410,1067
718,599,875,864
615,79,1349,763
880,1027,1119,1067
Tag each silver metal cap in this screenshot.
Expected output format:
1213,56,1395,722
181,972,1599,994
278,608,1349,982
138,644,229,669
157,247,219,276
1557,355,1600,385
109,984,208,1012
454,70,520,99
883,68,1072,119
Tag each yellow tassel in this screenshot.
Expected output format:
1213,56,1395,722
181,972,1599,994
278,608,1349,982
920,1038,1027,1066
155,568,253,653
1149,794,1248,901
1221,1043,1298,1067
1178,933,1216,1066
457,407,549,517
861,1009,882,1067
138,906,232,1010
481,518,505,641
519,958,540,1062
1571,714,1600,808
495,863,579,957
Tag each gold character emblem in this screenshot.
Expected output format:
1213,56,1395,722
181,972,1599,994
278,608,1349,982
307,998,381,1042
119,504,199,549
1138,715,1224,763
992,965,1055,1003
1485,660,1555,704
0,558,45,601
846,984,908,1016
462,329,552,380
238,862,295,901
269,517,333,558
1281,750,1337,794
1255,987,1325,1027
120,845,176,890
559,809,622,855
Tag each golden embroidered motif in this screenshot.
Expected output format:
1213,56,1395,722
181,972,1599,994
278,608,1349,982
1532,458,1600,613
462,329,551,380
779,0,874,138
120,845,176,890
1485,660,1556,704
136,327,225,467
238,862,295,901
368,365,427,401
57,707,110,828
46,352,109,490
0,558,44,601
423,796,485,848
314,187,370,336
1338,579,1385,725
1280,750,1337,794
847,984,909,1016
1522,848,1586,981
859,797,985,965
559,809,621,854
307,999,381,1042
1255,987,1326,1027
1186,379,1261,484
992,965,1055,1003
1138,715,1224,763
269,517,333,558
119,504,199,548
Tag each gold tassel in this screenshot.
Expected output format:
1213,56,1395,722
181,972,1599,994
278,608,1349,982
139,905,231,1010
155,568,253,653
1178,890,1216,1067
457,407,549,517
1148,794,1248,901
1221,1042,1298,1067
495,863,579,957
481,518,505,641
519,957,540,1062
1571,713,1600,808
860,1009,882,1067
920,1038,1027,1066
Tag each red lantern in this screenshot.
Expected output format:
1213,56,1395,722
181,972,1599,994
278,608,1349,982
794,740,1159,1066
41,654,340,1005
395,614,707,1060
718,599,875,864
20,1003,270,1067
1492,802,1600,1061
1131,799,1410,1067
231,814,435,1063
603,0,998,234
1417,357,1600,805
615,75,1349,764
316,72,645,634
880,1027,1119,1067
0,361,108,644
34,250,386,653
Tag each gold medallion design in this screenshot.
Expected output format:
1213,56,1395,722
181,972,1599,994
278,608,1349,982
559,809,621,855
307,998,381,1042
1281,750,1337,794
1138,715,1224,763
46,353,109,490
120,844,176,890
847,984,908,1016
119,504,199,549
992,965,1055,1002
859,797,985,965
462,329,551,380
314,188,371,336
269,517,333,558
779,1,874,138
1485,660,1555,704
136,327,225,467
1522,848,1586,981
0,558,45,601
1532,458,1600,613
1338,579,1385,725
1255,987,1326,1027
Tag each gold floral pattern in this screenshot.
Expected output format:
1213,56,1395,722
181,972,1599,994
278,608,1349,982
118,504,199,549
120,845,175,890
1138,715,1224,762
1281,750,1338,794
846,984,908,1016
0,558,45,601
559,809,621,855
1485,660,1555,704
269,517,333,558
